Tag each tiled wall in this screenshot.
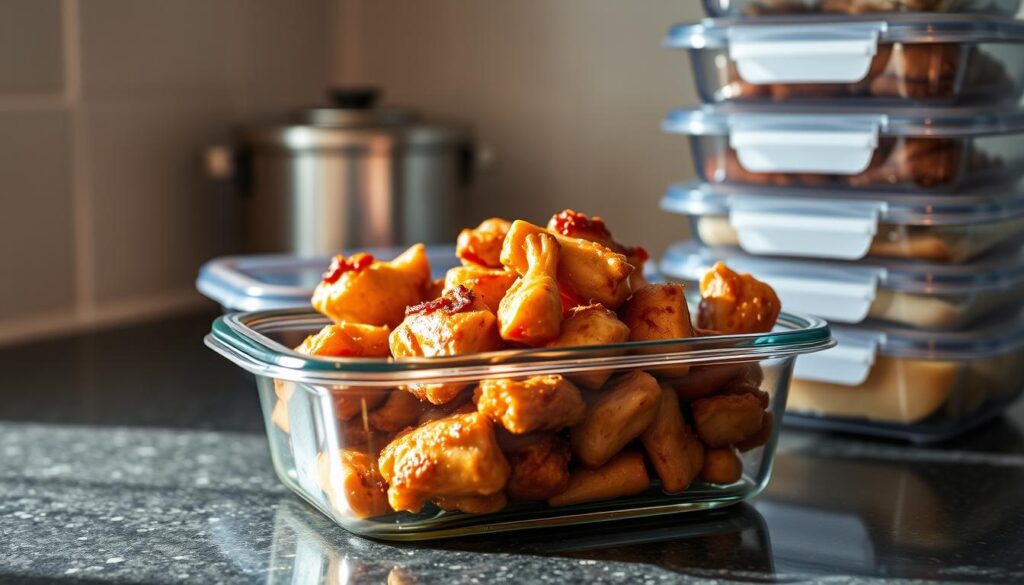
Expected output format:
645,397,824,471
333,0,702,259
0,0,333,345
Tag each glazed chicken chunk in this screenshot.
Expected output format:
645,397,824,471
545,303,630,389
501,433,572,501
296,321,392,358
316,449,391,519
497,233,563,345
456,217,511,268
390,286,504,404
501,220,633,310
312,244,431,328
697,262,781,335
474,375,586,434
377,412,510,513
443,265,517,314
620,283,696,378
547,209,649,292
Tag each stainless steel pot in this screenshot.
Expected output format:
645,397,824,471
210,88,474,255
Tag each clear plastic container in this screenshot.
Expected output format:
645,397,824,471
205,308,832,540
787,319,1024,443
664,105,1024,193
662,181,1024,263
196,246,458,312
659,241,1024,329
669,17,1024,106
703,0,1022,17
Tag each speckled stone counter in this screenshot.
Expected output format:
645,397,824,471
4,313,1024,584
4,418,1024,584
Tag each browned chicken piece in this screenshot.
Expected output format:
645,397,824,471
316,449,391,519
501,220,633,310
736,412,774,452
390,286,504,405
545,303,631,389
546,209,649,293
620,283,696,378
296,322,392,358
672,363,747,402
425,277,446,300
271,399,290,433
474,375,586,434
377,412,510,513
456,217,511,268
548,451,650,507
498,233,563,345
720,379,770,410
444,265,517,313
332,389,388,422
571,370,661,468
700,447,743,485
500,433,571,501
417,390,476,425
312,244,432,328
369,390,427,432
641,386,705,493
698,262,781,335
433,492,508,515
692,393,765,448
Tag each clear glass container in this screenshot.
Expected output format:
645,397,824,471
660,241,1024,330
787,319,1024,443
670,17,1024,106
663,181,1024,263
703,0,1022,17
664,106,1024,193
206,308,833,540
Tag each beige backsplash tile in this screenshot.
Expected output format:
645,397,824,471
0,110,74,319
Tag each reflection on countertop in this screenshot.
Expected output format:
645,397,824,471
2,312,1024,584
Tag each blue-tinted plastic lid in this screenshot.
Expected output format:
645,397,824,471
196,246,459,312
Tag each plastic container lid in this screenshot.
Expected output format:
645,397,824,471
667,16,1024,85
196,246,459,312
659,241,1024,324
662,181,1024,259
664,105,1024,176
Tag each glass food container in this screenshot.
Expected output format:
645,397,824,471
662,181,1024,263
702,0,1022,17
787,319,1024,443
668,16,1024,106
206,308,833,540
196,246,459,312
660,241,1024,330
664,105,1024,193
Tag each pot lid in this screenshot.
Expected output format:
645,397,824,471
242,87,469,151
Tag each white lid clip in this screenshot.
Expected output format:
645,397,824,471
794,329,886,386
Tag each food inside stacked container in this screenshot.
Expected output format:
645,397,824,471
659,1,1024,442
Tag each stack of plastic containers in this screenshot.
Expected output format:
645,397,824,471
658,1,1024,442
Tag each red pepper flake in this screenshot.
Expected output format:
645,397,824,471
550,210,611,241
321,253,374,284
406,285,476,316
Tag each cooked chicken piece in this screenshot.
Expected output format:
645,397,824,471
332,389,387,422
312,244,431,328
698,262,781,335
296,322,392,358
501,220,633,310
474,375,586,434
271,399,290,433
571,370,661,468
339,417,392,455
443,265,517,313
369,390,427,432
390,286,504,404
417,390,475,425
316,449,391,519
377,412,510,513
720,379,770,410
735,411,774,452
620,283,696,378
692,393,765,447
700,447,743,485
548,451,650,507
672,362,762,402
432,492,508,515
641,386,705,493
545,303,631,389
497,233,563,345
500,433,571,501
425,277,446,300
547,209,649,293
456,217,511,268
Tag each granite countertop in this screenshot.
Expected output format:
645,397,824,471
3,312,1024,584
